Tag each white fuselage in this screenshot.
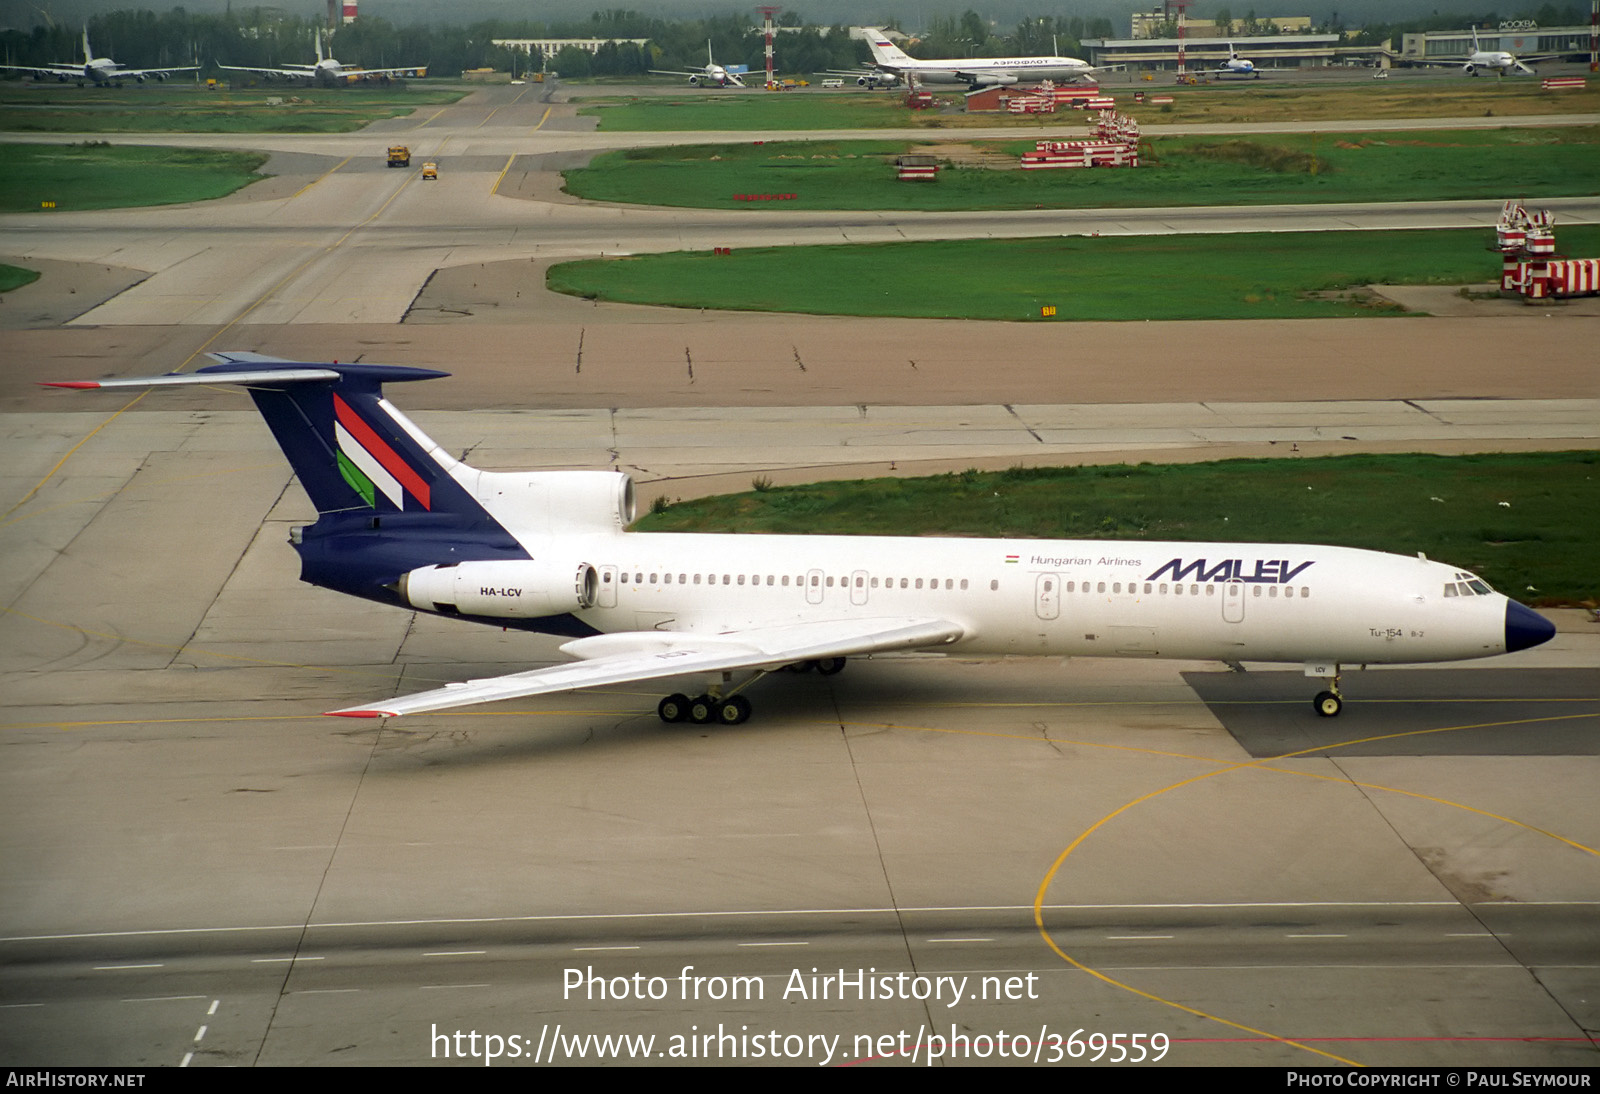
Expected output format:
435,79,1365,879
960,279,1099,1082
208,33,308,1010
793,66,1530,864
396,405,1517,671
886,55,1095,86
536,531,1509,667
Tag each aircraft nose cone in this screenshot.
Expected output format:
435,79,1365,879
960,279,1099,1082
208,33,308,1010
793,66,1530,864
1504,600,1556,653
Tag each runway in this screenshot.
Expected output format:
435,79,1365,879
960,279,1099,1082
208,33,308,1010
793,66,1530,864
1,81,1597,1068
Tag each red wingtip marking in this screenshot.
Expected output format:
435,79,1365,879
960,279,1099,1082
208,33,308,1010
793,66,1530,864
324,710,396,719
40,381,101,389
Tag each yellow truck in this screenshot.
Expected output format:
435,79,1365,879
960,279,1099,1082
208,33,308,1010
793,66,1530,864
387,145,411,168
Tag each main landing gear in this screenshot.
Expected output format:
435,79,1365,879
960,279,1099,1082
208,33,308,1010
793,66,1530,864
654,658,847,725
657,692,751,726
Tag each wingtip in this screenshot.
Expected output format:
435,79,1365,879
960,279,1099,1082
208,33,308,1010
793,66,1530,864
325,709,396,719
40,381,101,389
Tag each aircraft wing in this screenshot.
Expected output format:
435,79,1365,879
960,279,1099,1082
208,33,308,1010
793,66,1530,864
649,69,698,77
340,65,428,78
0,64,82,77
116,65,198,78
217,63,317,77
327,616,965,718
953,69,1021,86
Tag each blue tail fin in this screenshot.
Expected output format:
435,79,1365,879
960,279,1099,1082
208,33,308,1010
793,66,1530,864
198,354,477,518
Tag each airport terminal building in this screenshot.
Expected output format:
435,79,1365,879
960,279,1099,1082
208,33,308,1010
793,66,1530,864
1080,33,1349,74
1398,24,1595,65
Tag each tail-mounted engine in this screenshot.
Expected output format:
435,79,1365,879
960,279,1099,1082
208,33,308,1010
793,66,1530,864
400,559,598,618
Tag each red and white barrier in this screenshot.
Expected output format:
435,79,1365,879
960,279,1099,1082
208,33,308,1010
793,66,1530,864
1540,76,1586,89
1548,258,1600,295
1495,201,1600,300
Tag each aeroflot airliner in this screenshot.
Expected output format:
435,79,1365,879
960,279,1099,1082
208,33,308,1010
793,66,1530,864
49,356,1556,725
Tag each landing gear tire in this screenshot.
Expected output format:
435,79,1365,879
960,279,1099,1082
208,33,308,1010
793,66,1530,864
717,695,752,725
1314,690,1343,718
688,695,717,725
813,657,846,675
657,693,690,724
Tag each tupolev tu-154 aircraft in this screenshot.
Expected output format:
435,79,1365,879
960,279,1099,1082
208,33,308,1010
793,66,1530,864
49,356,1556,725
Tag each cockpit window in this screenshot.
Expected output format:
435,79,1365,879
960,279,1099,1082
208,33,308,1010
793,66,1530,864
1445,572,1495,597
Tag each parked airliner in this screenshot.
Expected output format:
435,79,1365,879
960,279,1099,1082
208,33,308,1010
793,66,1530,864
218,27,425,84
1413,26,1551,76
0,27,196,85
860,26,1103,87
650,41,746,87
1214,43,1262,78
49,357,1555,725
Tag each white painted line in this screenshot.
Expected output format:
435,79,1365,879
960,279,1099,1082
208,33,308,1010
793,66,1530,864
572,945,640,952
95,964,163,970
1287,934,1349,939
738,941,808,947
11,901,1522,943
420,984,490,990
251,956,324,963
1106,935,1176,940
194,1025,207,1042
208,999,219,1016
294,988,362,995
180,1052,193,1068
121,995,206,1004
926,938,993,943
1,1002,45,1009
424,950,487,957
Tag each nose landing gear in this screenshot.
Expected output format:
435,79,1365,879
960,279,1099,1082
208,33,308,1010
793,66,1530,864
1312,667,1344,717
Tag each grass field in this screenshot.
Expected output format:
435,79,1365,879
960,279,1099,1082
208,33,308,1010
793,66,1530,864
0,84,464,133
576,79,1600,130
0,263,41,292
561,127,1600,211
0,142,268,212
636,452,1599,605
547,224,1600,322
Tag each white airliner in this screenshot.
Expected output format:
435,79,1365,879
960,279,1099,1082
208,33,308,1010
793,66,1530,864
650,41,746,87
1214,43,1261,78
0,27,196,85
218,27,425,84
1414,26,1550,76
48,356,1556,725
860,26,1102,87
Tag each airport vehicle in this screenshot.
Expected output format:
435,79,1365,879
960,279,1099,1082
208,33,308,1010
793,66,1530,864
1412,26,1552,76
820,78,845,88
1213,43,1262,78
0,27,197,86
860,26,1102,87
219,27,425,86
48,357,1556,724
421,162,438,180
387,145,411,168
650,41,746,87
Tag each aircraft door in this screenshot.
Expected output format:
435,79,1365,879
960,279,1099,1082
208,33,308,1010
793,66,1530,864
1035,573,1060,620
1222,579,1245,623
805,568,824,606
597,565,618,608
850,569,869,606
